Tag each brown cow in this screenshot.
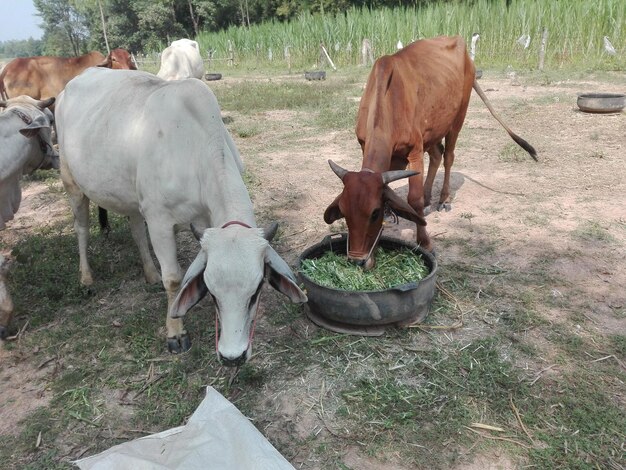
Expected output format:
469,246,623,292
324,36,537,268
0,48,136,102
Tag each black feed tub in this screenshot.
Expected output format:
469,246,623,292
298,233,437,335
577,93,625,113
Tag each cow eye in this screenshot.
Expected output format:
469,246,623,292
371,208,381,222
248,281,264,309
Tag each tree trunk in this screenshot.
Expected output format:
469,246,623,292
188,0,199,36
98,0,110,54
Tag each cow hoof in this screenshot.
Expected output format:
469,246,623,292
437,203,452,212
0,325,7,340
167,334,191,354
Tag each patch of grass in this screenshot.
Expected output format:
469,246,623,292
500,304,545,332
528,374,626,469
523,212,550,227
546,325,588,359
265,301,304,327
335,338,525,465
7,210,146,332
531,93,571,106
608,335,626,356
0,408,65,468
21,168,60,184
498,142,529,163
572,220,615,243
232,124,261,138
213,79,356,115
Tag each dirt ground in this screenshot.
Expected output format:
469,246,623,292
1,71,625,468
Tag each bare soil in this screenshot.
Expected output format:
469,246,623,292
1,71,625,469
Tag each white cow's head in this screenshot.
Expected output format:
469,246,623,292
0,96,58,172
170,223,307,367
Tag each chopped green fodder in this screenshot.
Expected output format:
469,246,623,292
300,247,428,291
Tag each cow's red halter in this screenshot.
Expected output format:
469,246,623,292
221,220,251,229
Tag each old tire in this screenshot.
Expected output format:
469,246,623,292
305,71,326,81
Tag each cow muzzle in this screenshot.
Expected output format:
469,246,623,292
218,350,249,368
346,224,384,271
347,252,376,270
214,311,255,367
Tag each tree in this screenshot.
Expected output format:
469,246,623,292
34,0,90,55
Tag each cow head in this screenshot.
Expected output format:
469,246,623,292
324,159,426,269
98,48,137,70
0,96,58,171
169,223,307,367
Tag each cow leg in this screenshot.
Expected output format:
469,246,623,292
424,142,444,209
0,255,14,339
439,79,472,211
128,214,161,284
145,221,189,354
439,116,468,212
406,147,433,252
438,139,456,212
61,163,94,286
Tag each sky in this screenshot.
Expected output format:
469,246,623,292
1,0,43,42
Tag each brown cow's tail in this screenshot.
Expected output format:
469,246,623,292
473,79,538,161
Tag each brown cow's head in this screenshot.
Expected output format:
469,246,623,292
97,48,137,70
324,160,426,270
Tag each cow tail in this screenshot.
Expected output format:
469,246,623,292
473,80,538,161
98,207,111,236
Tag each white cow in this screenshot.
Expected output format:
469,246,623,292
157,38,205,81
56,68,306,366
0,95,58,338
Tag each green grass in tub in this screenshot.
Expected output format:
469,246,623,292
300,247,428,291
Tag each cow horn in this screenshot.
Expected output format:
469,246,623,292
328,160,348,181
36,97,55,109
190,224,204,241
96,54,113,68
263,222,279,241
381,170,419,185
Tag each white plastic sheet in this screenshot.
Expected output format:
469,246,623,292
74,386,294,470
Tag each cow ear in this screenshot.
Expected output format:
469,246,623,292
169,251,209,318
383,186,427,226
324,194,344,224
19,115,50,138
265,246,307,303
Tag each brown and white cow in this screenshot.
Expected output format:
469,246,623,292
324,36,537,268
0,48,136,103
